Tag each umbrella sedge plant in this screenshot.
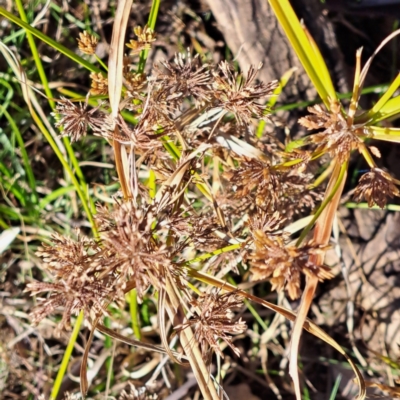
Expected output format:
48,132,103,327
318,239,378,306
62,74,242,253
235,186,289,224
2,0,400,398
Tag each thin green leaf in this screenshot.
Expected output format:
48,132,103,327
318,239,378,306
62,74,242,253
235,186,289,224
39,185,75,210
267,0,336,106
365,72,400,120
365,95,400,123
50,312,84,400
0,6,101,73
368,126,400,143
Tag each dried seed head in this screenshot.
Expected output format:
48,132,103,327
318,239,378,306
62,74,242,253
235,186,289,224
299,99,365,162
154,53,212,107
26,232,114,332
90,72,109,96
118,383,154,400
52,97,106,142
77,31,98,55
95,200,176,300
353,168,399,208
225,157,317,217
126,25,156,53
212,61,278,125
249,229,333,300
124,72,147,97
175,290,246,359
35,232,97,278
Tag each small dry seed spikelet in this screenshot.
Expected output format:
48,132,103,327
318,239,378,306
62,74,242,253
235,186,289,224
124,72,147,97
175,290,246,359
225,157,318,217
25,233,114,333
154,53,212,107
299,99,366,162
126,24,156,53
212,61,278,125
77,31,98,55
353,168,400,208
249,226,333,300
52,97,106,142
90,72,109,96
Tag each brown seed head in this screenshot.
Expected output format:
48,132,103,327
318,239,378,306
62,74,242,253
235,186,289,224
175,290,246,359
212,61,278,125
299,99,365,162
249,229,333,300
90,72,109,96
353,168,399,208
154,53,212,107
77,31,98,55
126,25,157,53
52,97,106,142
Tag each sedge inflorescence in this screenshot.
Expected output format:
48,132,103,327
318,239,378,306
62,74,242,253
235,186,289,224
27,27,400,368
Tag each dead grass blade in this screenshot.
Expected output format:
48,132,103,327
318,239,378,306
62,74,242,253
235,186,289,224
96,322,187,360
359,28,400,93
289,159,351,400
154,143,212,205
158,287,188,365
187,267,366,399
80,315,102,395
0,41,66,155
163,275,220,400
108,0,133,199
359,380,400,398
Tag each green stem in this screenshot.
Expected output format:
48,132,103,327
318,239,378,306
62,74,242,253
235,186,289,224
15,0,88,192
50,311,84,400
129,289,142,339
137,0,161,73
1,106,38,205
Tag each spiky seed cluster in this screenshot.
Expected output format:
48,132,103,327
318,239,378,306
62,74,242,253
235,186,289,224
225,157,319,217
52,97,106,142
26,200,184,329
124,72,147,97
154,53,212,107
26,233,113,333
77,31,98,55
212,61,278,125
353,168,399,208
94,112,168,157
248,215,333,300
95,201,172,300
299,99,366,163
90,72,109,95
126,25,157,53
175,290,246,359
118,383,156,400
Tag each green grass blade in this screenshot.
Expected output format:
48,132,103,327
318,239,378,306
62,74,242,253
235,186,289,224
15,0,89,195
50,311,84,400
257,67,297,138
365,72,400,120
364,95,400,123
0,6,101,74
0,78,14,117
137,0,161,73
39,185,75,210
268,0,337,106
1,106,38,205
128,289,142,339
368,126,400,143
346,202,400,211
